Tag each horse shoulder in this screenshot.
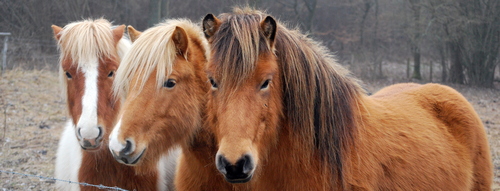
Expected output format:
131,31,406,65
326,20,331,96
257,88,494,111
55,120,82,191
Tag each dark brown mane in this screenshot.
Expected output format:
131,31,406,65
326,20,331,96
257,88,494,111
210,10,270,89
210,8,364,187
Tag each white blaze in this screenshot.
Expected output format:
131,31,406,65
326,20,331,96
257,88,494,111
109,118,125,153
76,58,100,140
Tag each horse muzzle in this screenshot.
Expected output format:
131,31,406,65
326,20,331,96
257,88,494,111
216,153,255,184
77,126,103,150
109,139,145,165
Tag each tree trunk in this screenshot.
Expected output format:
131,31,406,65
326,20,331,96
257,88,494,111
439,44,447,82
359,0,371,47
407,58,410,79
161,0,170,18
467,51,495,88
302,0,317,33
411,44,422,80
148,0,161,27
448,41,464,84
409,0,421,80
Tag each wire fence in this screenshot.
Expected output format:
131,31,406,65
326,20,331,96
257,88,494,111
0,170,129,191
0,37,59,71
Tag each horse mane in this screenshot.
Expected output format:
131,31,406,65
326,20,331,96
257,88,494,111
113,19,208,99
55,18,131,99
210,8,268,89
55,18,121,67
212,7,365,187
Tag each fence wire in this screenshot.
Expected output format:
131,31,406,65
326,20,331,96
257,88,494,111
0,170,129,191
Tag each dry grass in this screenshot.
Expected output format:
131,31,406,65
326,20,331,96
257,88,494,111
0,69,65,190
0,67,499,190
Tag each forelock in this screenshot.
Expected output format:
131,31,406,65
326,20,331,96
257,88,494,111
210,11,272,89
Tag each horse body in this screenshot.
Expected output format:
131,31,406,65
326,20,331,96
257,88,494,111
53,19,173,191
355,83,490,190
202,8,492,190
108,19,238,191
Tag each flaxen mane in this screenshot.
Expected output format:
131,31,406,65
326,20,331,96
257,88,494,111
55,18,118,65
113,19,208,98
210,7,365,187
55,18,131,96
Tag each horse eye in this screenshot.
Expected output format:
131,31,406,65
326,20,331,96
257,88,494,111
261,80,271,90
163,79,176,88
108,71,114,77
65,71,72,79
209,78,218,89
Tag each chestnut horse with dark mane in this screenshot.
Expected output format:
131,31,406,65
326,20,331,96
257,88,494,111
52,19,176,190
108,19,241,191
202,8,492,190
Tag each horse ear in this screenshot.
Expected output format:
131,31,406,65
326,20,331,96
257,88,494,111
51,25,63,41
261,16,277,47
127,25,142,43
202,14,221,39
112,25,126,45
172,26,189,57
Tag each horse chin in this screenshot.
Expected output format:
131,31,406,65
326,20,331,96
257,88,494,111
80,144,101,151
129,149,145,165
79,140,102,151
116,148,146,166
224,174,253,184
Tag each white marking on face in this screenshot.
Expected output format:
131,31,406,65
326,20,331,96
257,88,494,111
76,58,100,140
109,118,125,153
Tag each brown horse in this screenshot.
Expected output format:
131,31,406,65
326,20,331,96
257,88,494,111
108,19,241,191
53,19,174,190
202,8,493,190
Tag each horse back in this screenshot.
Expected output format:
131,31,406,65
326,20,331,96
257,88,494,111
407,83,492,190
359,83,492,190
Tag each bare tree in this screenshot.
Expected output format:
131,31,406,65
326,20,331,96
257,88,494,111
408,0,423,80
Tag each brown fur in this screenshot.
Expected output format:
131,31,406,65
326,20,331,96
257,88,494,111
112,19,241,190
53,19,158,190
127,25,141,43
204,8,492,190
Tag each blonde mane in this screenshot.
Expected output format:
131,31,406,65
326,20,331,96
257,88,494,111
113,19,208,99
55,18,131,99
56,18,120,66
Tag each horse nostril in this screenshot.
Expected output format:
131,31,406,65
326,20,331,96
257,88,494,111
217,154,254,180
121,140,133,155
217,155,230,175
97,126,103,139
233,154,253,175
77,128,82,139
240,154,254,174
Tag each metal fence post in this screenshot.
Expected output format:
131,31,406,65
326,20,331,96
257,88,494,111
1,32,12,76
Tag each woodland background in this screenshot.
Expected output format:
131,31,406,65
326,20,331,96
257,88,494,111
1,0,500,88
1,0,500,190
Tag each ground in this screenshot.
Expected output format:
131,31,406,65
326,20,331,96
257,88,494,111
0,67,499,190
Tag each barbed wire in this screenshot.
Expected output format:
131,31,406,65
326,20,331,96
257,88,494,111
0,170,129,191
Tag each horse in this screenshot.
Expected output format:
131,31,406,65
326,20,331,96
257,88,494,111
52,18,176,191
108,19,241,191
202,8,493,190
